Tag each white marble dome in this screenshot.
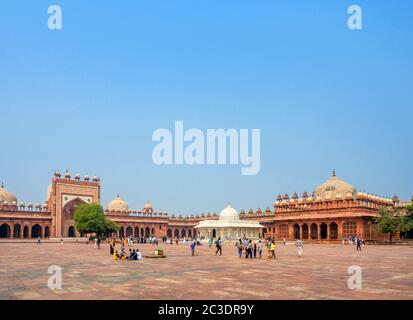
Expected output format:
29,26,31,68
219,204,239,221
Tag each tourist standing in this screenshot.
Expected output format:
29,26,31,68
215,237,223,256
258,240,263,259
236,239,243,258
253,243,257,258
295,239,303,257
191,240,196,256
283,237,286,246
356,237,362,251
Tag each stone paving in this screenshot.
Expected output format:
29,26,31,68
0,241,412,300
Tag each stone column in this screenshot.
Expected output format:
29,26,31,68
337,221,343,240
317,223,321,240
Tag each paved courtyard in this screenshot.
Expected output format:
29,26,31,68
0,241,412,300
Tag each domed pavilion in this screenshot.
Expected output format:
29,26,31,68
194,204,264,240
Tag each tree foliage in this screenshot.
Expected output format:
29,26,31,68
74,203,118,237
374,206,413,243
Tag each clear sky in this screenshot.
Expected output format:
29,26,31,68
1,0,412,214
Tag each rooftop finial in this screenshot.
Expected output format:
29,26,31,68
332,169,336,177
1,182,3,188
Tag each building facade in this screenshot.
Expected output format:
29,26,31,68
0,170,411,241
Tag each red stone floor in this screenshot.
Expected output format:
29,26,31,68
0,241,412,300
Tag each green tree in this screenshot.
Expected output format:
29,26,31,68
374,206,413,243
74,203,118,238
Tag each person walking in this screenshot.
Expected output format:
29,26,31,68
110,239,115,256
236,239,243,258
356,237,362,251
258,240,263,259
191,240,196,256
246,240,253,259
295,239,303,257
253,243,257,259
215,237,223,256
269,240,276,259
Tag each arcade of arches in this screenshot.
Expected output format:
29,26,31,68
288,221,348,240
1,170,412,241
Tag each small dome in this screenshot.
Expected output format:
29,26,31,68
92,176,100,182
0,184,18,206
74,173,81,180
64,170,71,179
144,201,153,211
54,170,61,178
84,175,90,181
108,194,129,212
219,204,239,221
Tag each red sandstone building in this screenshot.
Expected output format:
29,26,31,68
0,170,411,241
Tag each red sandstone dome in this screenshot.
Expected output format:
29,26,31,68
108,194,129,212
144,201,153,211
313,170,356,200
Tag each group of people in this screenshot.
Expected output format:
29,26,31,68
235,238,264,259
109,239,144,261
215,237,304,259
344,235,365,251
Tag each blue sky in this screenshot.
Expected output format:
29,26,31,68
1,0,412,214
